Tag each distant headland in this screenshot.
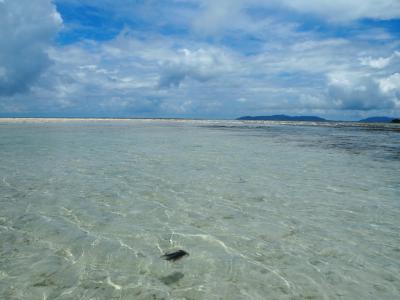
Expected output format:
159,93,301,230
237,115,399,123
358,117,396,123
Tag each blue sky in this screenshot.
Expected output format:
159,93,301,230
1,0,400,120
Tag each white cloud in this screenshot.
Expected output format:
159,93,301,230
327,71,398,110
359,51,400,69
191,0,400,36
279,0,400,22
360,56,392,69
379,73,400,94
0,0,62,96
193,0,250,35
158,48,234,88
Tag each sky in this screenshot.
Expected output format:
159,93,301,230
0,0,400,120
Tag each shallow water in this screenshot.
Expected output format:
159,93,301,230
0,119,399,300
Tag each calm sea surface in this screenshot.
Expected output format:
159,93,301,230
0,119,399,300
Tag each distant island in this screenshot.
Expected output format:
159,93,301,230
358,117,395,123
237,115,399,123
237,115,327,122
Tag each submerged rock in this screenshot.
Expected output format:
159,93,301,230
161,249,189,261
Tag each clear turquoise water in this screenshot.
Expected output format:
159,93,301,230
0,119,399,300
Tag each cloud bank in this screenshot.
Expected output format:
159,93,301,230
0,0,62,96
0,0,399,119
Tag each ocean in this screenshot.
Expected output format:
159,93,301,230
0,119,399,300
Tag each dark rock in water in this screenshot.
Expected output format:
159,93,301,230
391,118,400,124
161,249,189,261
160,272,184,285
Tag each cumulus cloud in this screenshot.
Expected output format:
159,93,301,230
327,71,398,110
0,0,62,96
379,73,400,95
360,52,400,69
360,56,392,69
158,48,233,88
